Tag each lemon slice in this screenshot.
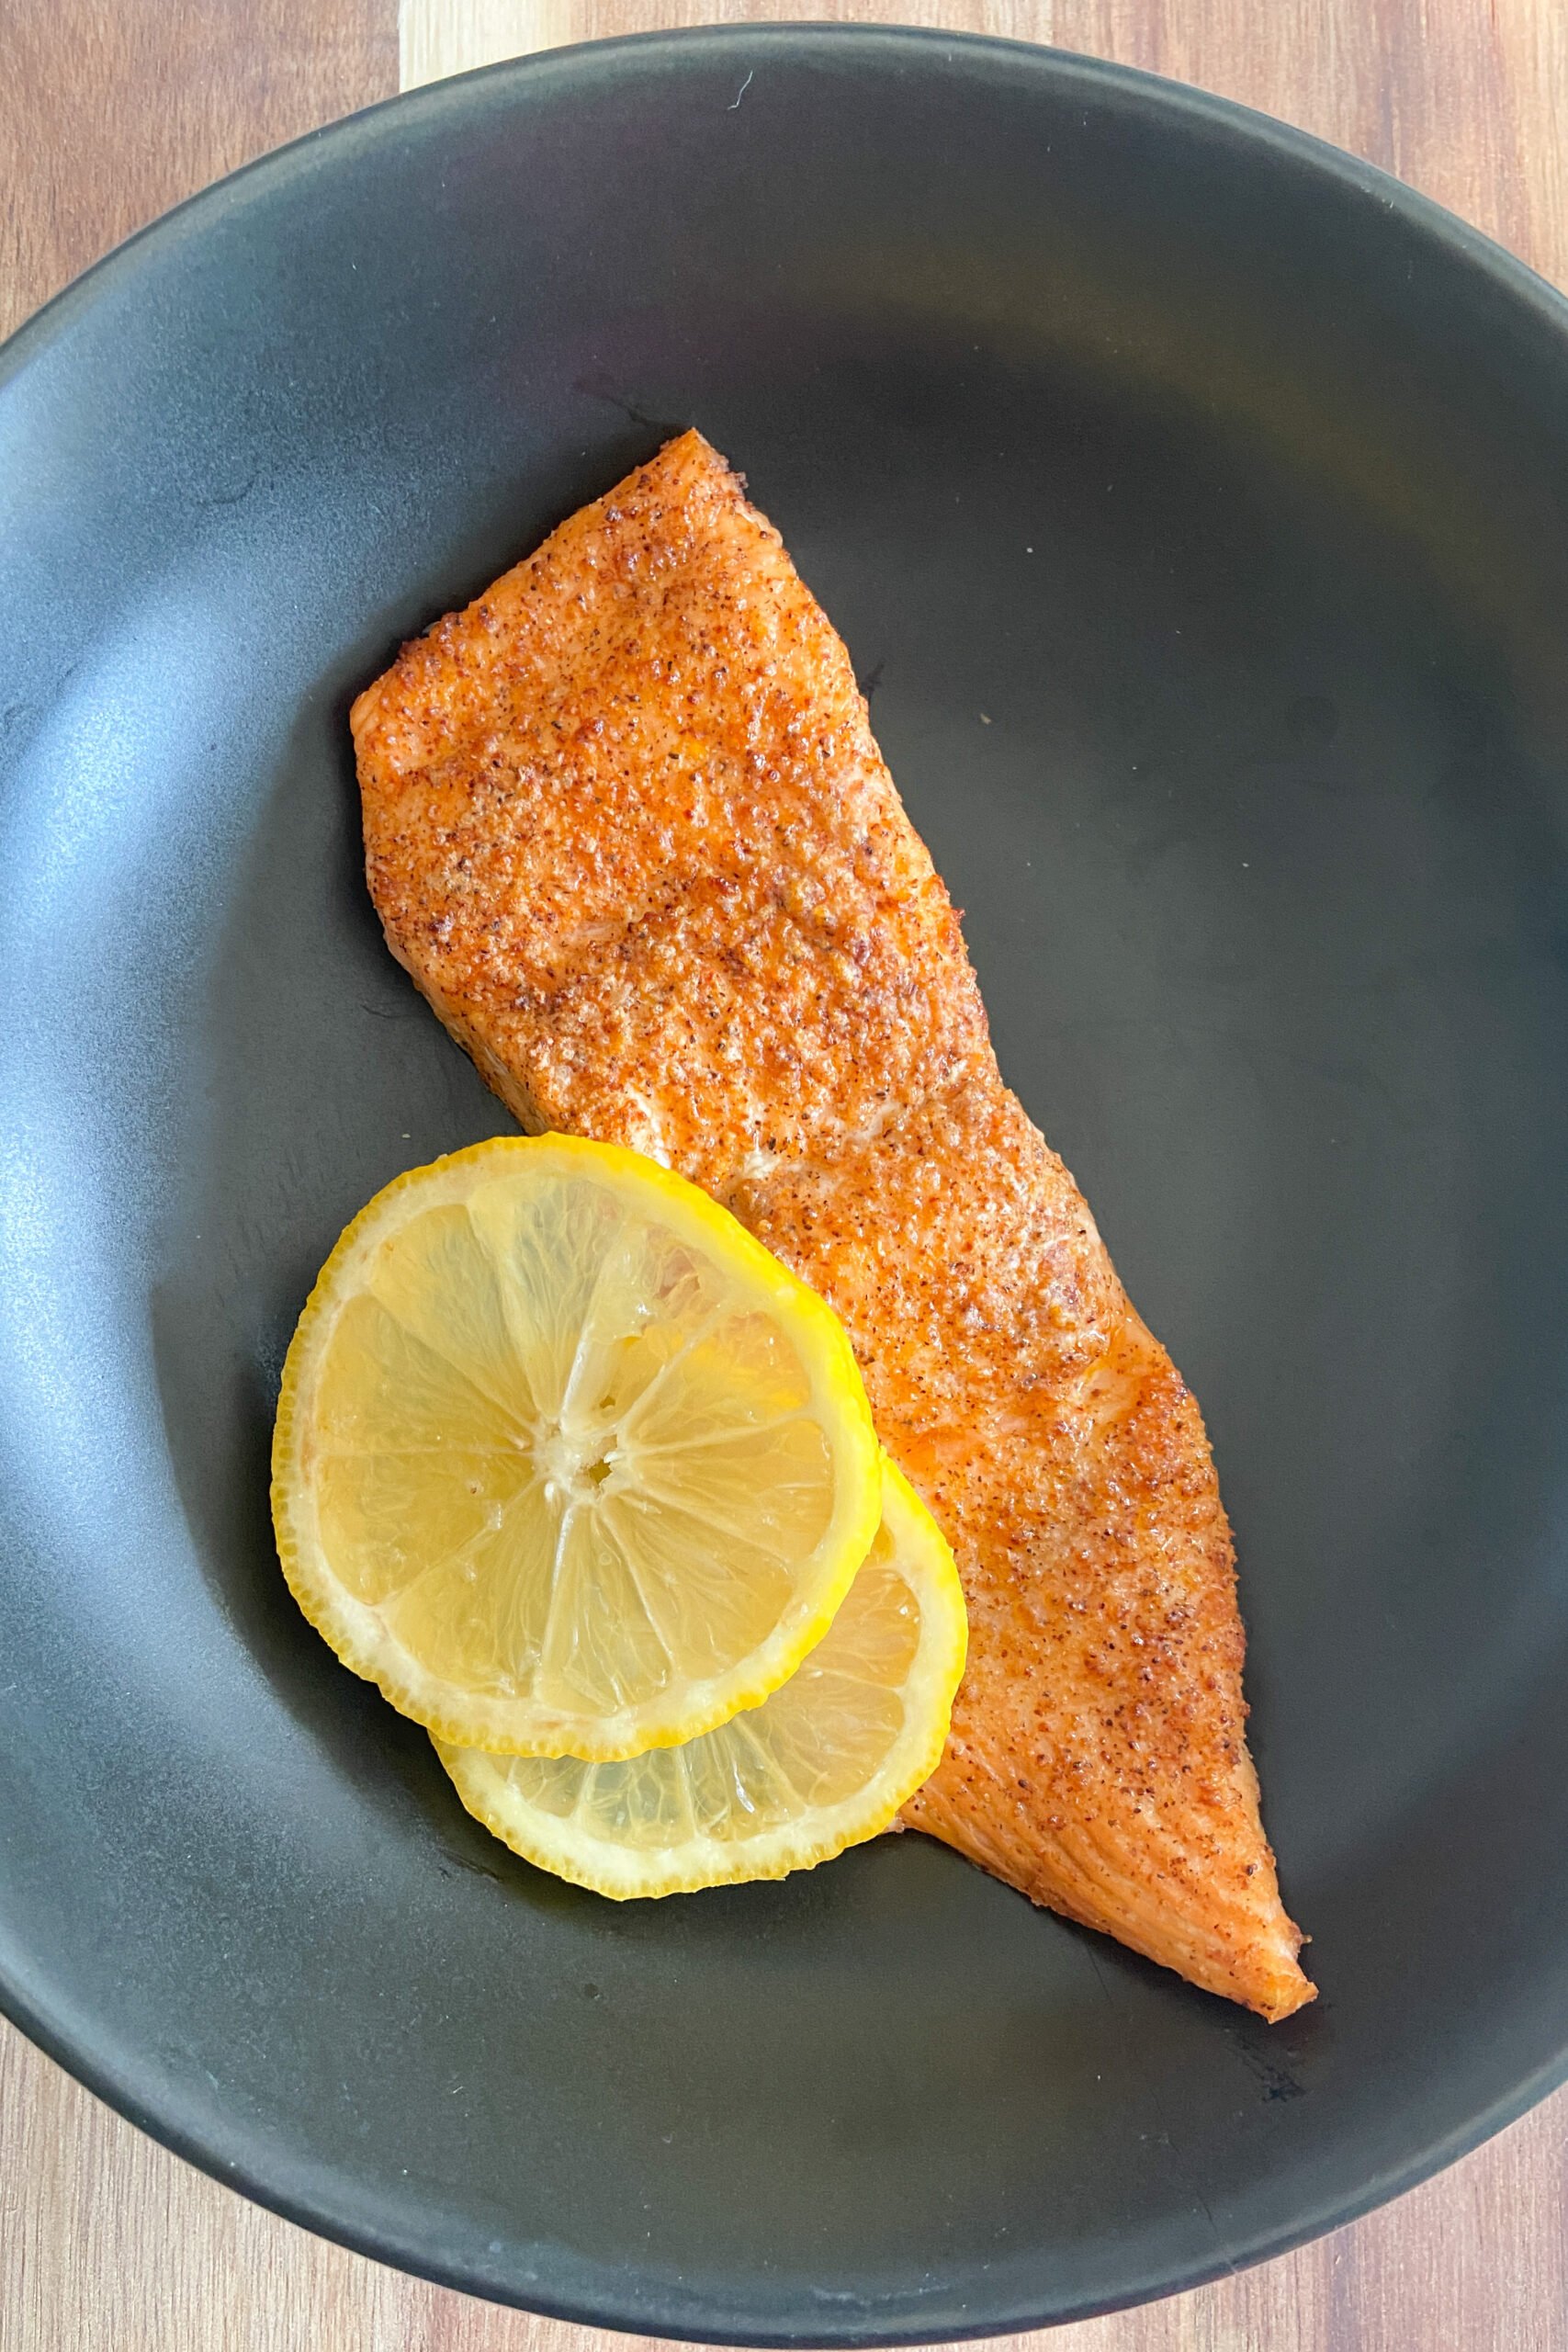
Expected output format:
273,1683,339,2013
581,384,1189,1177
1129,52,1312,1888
272,1135,880,1759
435,1459,966,1896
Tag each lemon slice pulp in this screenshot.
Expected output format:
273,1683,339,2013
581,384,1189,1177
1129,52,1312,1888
272,1135,880,1758
436,1459,966,1895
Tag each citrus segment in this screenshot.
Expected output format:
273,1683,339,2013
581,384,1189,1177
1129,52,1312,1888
272,1135,881,1758
435,1459,968,1896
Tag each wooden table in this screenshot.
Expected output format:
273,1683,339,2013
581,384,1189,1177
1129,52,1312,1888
4,4,1567,2346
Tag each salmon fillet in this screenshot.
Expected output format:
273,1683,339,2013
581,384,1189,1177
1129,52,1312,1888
351,430,1313,2022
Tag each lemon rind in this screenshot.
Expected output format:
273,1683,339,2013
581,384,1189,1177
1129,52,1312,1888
271,1134,883,1759
433,1458,968,1898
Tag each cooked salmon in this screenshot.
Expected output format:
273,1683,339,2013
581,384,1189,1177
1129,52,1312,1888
351,430,1314,2022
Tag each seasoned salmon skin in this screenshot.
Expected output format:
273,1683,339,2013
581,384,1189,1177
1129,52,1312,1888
351,430,1313,2022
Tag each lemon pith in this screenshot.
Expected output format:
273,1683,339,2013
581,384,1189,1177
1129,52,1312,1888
436,1457,967,1896
271,1135,881,1759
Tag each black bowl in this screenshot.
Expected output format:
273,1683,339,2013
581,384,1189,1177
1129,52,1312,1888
3,27,1567,2339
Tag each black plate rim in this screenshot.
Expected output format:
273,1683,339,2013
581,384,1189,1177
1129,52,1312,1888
8,1950,1568,2345
7,22,1568,396
5,25,1568,2340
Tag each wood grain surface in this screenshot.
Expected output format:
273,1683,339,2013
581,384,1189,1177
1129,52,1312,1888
3,1,1567,2346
